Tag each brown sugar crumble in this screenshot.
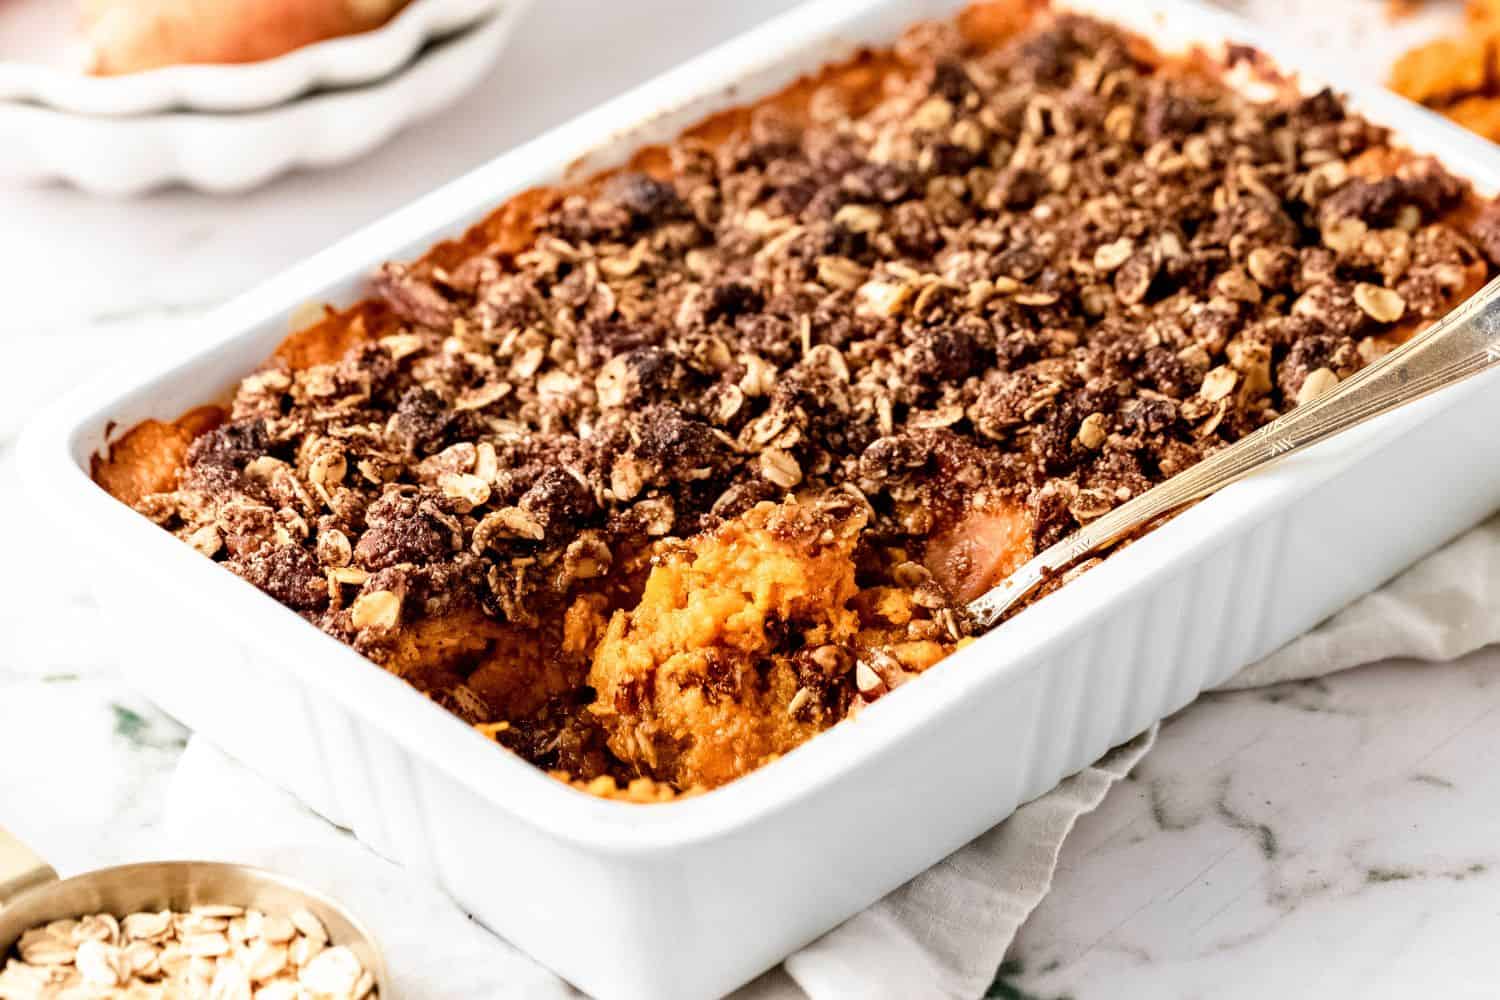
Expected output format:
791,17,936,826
97,3,1500,797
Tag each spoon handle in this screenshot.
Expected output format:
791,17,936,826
0,826,57,907
968,276,1500,630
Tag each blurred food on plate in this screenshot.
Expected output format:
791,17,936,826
1389,0,1500,142
80,0,413,74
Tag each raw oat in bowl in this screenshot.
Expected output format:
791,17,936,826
0,904,374,999
0,830,385,1000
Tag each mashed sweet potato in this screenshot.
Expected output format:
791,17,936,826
588,496,867,789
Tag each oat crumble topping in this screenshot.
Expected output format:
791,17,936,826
98,4,1499,796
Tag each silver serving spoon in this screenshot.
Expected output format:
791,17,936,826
966,275,1500,628
0,825,389,995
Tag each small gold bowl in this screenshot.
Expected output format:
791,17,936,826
0,828,388,994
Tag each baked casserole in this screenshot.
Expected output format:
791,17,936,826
94,1,1500,799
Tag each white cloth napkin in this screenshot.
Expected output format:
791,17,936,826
162,511,1500,999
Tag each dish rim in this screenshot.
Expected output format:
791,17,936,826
20,0,1500,854
0,0,504,116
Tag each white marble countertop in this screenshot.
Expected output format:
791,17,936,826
4,2,1497,998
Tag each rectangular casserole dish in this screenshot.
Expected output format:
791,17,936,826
20,1,1500,997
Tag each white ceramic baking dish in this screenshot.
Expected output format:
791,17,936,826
19,1,1500,997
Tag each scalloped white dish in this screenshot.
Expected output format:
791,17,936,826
0,0,505,116
0,5,529,196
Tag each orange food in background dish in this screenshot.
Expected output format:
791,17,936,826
80,0,414,75
1388,0,1500,142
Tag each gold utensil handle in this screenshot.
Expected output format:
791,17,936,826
969,276,1500,629
0,825,57,906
